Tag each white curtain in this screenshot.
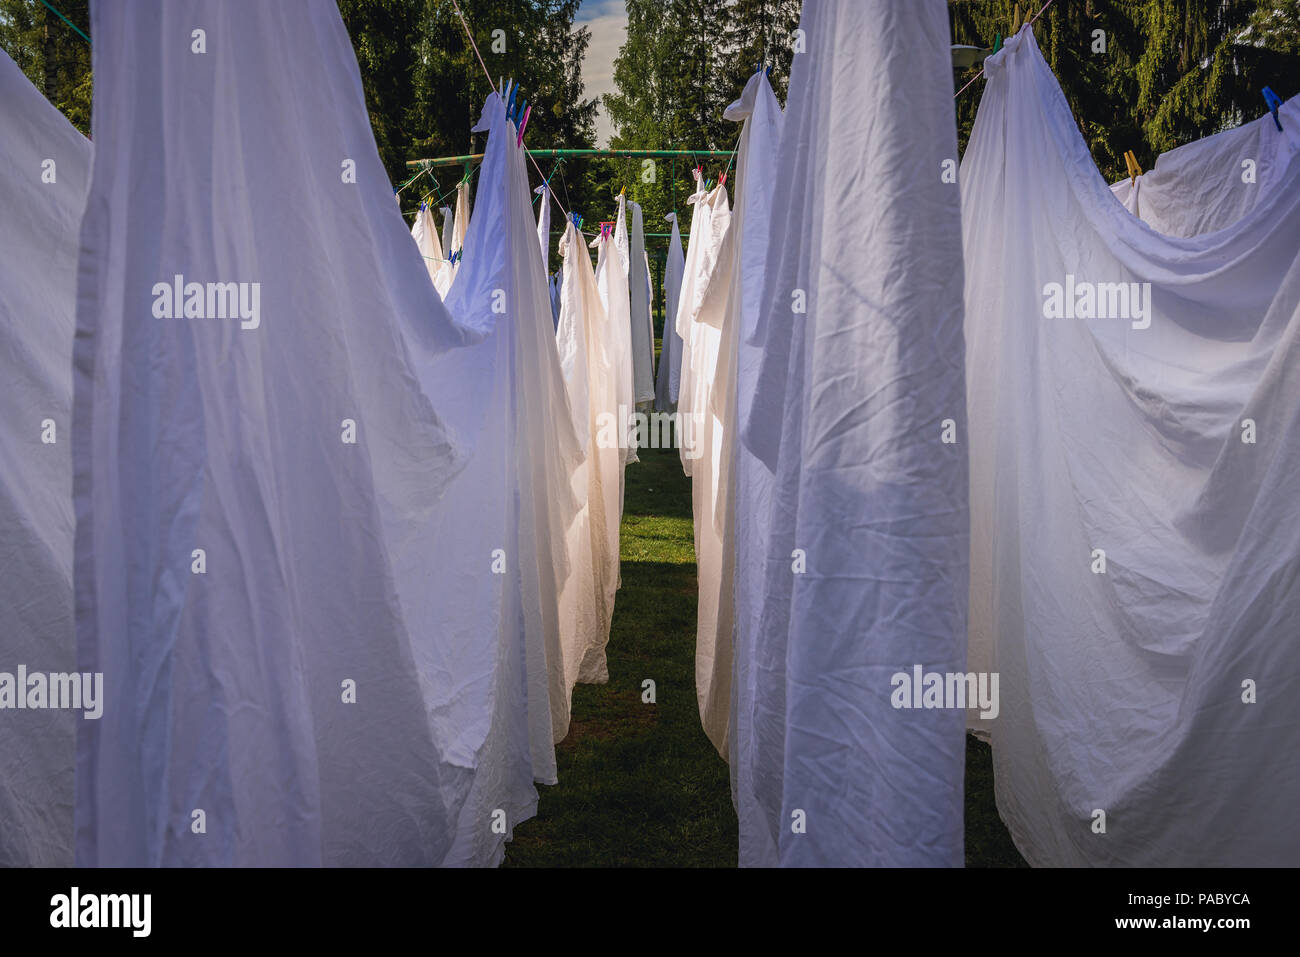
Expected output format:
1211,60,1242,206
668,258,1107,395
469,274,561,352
964,25,1300,867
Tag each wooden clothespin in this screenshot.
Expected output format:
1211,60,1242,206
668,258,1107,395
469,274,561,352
1012,3,1021,32
1123,150,1143,183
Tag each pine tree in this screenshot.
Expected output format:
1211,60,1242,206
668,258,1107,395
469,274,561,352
0,0,92,134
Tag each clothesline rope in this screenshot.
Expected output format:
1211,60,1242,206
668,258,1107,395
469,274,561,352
954,0,1056,99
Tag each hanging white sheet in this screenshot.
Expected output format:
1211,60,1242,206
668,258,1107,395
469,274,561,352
674,175,730,477
739,0,968,866
686,70,786,758
73,0,576,868
628,200,656,404
592,216,636,471
440,204,454,259
0,49,88,868
1109,108,1297,239
654,212,686,411
964,25,1300,867
411,202,454,297
701,67,785,777
553,222,621,732
535,183,551,274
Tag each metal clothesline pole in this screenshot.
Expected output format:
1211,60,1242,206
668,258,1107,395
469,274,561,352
407,148,735,169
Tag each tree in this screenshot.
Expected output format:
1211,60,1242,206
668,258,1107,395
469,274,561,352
0,0,92,134
601,0,801,314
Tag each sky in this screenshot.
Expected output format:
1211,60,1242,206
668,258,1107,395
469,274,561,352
575,0,627,146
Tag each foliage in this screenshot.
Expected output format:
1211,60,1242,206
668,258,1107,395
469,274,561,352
0,0,92,133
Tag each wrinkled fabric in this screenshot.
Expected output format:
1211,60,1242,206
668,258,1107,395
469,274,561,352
591,214,636,471
709,69,784,784
740,0,968,866
688,71,786,757
411,203,453,297
439,204,454,260
451,179,471,255
553,223,620,729
654,212,686,412
964,25,1300,867
0,50,87,868
675,173,730,477
438,85,584,842
73,0,575,867
550,271,562,328
534,184,551,274
1109,109,1297,239
628,200,656,404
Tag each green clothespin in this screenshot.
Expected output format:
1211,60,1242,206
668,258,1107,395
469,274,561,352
992,32,1003,54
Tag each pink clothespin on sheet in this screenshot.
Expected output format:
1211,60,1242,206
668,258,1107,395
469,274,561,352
518,105,532,146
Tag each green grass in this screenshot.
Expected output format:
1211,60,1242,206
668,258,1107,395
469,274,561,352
504,444,736,866
503,435,1025,867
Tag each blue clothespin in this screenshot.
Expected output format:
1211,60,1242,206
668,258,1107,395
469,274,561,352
516,97,527,125
1264,87,1283,132
506,81,518,119
765,65,771,78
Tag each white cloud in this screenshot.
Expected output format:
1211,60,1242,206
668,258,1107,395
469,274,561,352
575,0,627,146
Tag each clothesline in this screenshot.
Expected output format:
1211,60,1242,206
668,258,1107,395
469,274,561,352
448,0,573,224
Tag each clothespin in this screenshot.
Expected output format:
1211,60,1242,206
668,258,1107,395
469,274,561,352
1123,150,1142,183
518,105,532,146
718,170,727,186
1264,87,1284,132
1012,3,1021,31
992,32,1002,54
506,80,517,118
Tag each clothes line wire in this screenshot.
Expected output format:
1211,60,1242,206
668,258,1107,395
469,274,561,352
448,0,572,223
39,0,89,45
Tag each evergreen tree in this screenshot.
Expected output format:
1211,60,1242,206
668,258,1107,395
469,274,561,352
0,0,92,134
